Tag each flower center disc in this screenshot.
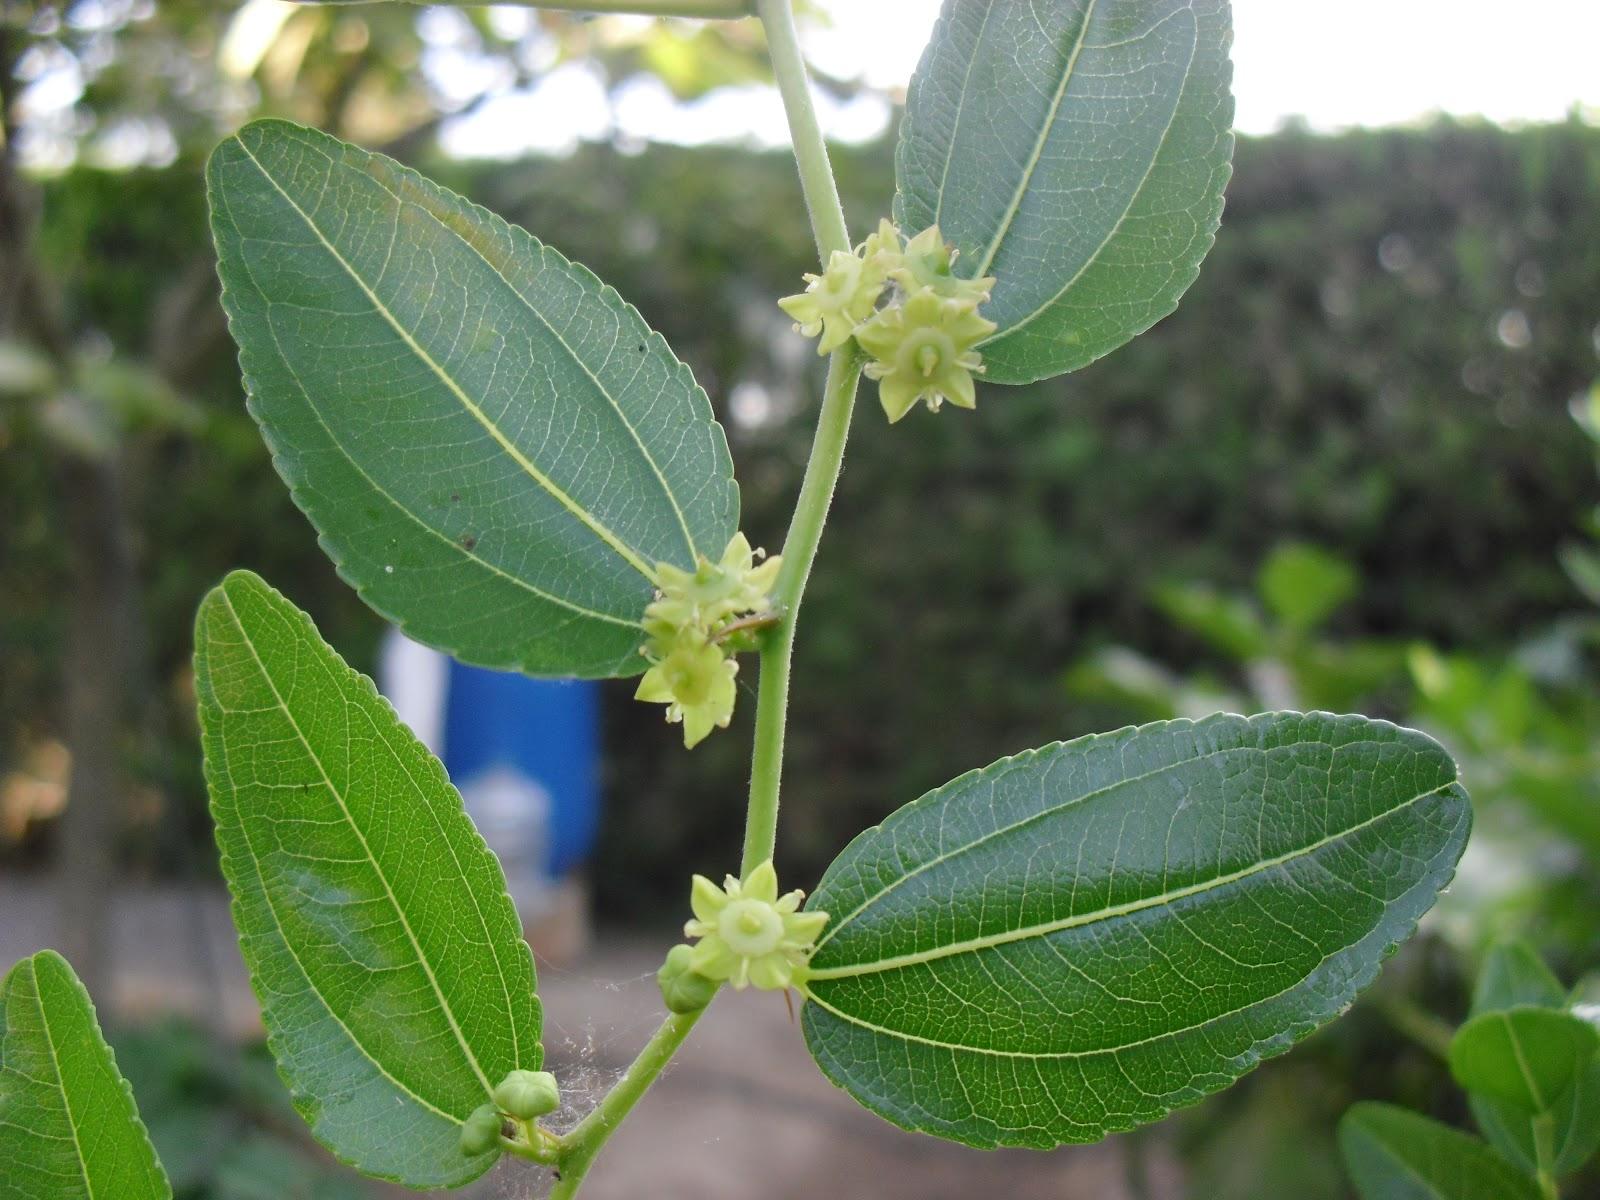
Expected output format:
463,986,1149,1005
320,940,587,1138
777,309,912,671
719,899,784,957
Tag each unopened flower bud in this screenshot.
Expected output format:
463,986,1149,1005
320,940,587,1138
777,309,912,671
459,1103,504,1157
658,943,719,1013
492,1069,560,1120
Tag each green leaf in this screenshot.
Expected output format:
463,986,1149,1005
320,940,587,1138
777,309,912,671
1339,1103,1543,1200
801,712,1469,1147
1472,940,1567,1016
1258,542,1358,635
207,119,737,677
894,0,1234,385
1153,580,1269,659
1473,1069,1600,1177
194,569,540,1187
1466,942,1600,1174
1450,1007,1599,1113
0,951,172,1200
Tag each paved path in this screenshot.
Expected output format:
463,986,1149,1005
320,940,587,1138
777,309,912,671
0,877,1178,1199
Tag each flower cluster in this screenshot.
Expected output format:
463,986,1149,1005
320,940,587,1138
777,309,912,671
779,220,997,422
679,860,828,992
635,532,780,748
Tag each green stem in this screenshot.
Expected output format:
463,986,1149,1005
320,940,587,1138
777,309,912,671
754,0,852,260
743,349,862,872
541,8,856,1195
550,1008,708,1199
739,0,860,876
1376,996,1454,1061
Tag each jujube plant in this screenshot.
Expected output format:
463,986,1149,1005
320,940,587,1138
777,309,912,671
0,1,1483,1197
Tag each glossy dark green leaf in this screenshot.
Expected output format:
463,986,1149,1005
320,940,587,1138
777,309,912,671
894,0,1234,384
1339,1103,1542,1200
0,951,172,1199
207,119,737,677
801,712,1470,1147
194,569,540,1187
1450,1007,1598,1113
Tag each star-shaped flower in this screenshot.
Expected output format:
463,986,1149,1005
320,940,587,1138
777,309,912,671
777,246,888,355
634,630,738,749
683,861,828,991
889,224,995,309
855,289,997,422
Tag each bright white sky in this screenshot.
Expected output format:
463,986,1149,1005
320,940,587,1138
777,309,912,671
443,0,1600,157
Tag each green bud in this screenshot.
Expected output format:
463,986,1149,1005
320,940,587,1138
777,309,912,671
459,1103,504,1157
658,943,719,1013
492,1068,561,1120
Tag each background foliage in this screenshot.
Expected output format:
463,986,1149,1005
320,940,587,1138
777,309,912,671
5,120,1599,927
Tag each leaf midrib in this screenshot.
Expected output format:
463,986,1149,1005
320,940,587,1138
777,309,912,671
217,584,495,1102
807,782,1455,1059
979,6,1203,343
816,738,1331,954
970,0,1098,281
1503,1013,1550,1110
251,304,643,634
808,779,1453,983
31,961,98,1200
230,135,659,584
383,162,701,564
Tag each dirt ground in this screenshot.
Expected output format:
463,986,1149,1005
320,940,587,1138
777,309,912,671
0,878,1181,1199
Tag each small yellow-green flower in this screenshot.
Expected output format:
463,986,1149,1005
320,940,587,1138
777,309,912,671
890,224,994,308
683,861,828,991
777,246,887,355
856,289,997,422
635,630,738,749
645,532,780,636
636,533,780,748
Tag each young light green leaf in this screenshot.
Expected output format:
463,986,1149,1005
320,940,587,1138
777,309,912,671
194,569,540,1187
1258,542,1358,635
1466,940,1600,1173
207,119,737,678
894,0,1234,384
1473,1070,1600,1178
1472,940,1567,1016
1449,1007,1599,1114
801,712,1469,1147
0,951,172,1200
1339,1103,1543,1200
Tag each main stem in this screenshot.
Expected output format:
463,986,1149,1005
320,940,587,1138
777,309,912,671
742,0,859,874
548,6,859,1196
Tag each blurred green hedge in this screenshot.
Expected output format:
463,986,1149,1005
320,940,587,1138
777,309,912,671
5,117,1597,915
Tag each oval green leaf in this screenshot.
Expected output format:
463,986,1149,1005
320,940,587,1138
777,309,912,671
800,712,1469,1147
1466,939,1600,1174
0,951,172,1200
1339,1103,1543,1200
207,119,737,677
894,0,1234,385
1450,1007,1599,1114
195,569,540,1187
